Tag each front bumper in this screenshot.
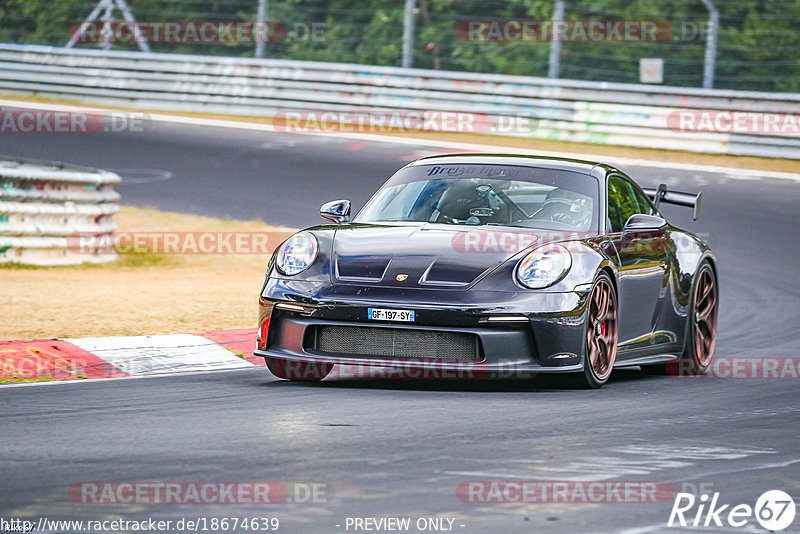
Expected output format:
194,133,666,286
256,279,590,375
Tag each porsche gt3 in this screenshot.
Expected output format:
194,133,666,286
255,154,718,388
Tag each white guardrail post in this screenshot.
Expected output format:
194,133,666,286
0,158,120,266
0,43,798,159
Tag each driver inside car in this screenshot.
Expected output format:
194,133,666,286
530,189,592,231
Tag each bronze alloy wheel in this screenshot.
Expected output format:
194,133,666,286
586,274,619,383
693,264,718,367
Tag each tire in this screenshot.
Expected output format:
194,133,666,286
567,272,619,389
642,261,718,377
266,358,332,381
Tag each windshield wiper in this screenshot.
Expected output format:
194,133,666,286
485,222,527,228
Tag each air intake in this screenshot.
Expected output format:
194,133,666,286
311,325,481,361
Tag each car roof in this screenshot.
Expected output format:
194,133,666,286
408,153,612,177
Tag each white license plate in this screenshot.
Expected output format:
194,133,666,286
367,308,415,322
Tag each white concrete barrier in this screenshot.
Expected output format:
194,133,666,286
0,157,120,265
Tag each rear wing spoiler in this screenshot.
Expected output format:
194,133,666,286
643,184,703,221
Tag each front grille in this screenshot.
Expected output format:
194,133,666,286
310,325,481,361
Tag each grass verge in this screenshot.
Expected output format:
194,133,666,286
0,376,56,384
0,207,285,340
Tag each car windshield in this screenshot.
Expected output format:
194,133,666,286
355,163,599,232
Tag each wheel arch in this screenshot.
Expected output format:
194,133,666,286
599,265,618,294
701,253,718,281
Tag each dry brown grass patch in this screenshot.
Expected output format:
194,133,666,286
1,207,285,340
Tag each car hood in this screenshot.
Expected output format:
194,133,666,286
331,223,535,289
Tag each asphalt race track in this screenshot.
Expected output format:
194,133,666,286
1,115,799,533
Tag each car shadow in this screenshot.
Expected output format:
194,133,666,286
261,367,658,393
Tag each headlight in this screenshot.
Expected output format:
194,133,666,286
515,244,572,289
275,232,317,276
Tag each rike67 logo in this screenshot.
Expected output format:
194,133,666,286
669,490,796,531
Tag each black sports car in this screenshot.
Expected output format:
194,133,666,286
255,154,718,388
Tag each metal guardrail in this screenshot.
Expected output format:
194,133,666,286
0,157,120,265
0,43,799,159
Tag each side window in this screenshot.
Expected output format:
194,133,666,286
607,175,647,232
631,184,656,216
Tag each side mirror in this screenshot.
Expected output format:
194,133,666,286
623,213,666,232
320,199,351,224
